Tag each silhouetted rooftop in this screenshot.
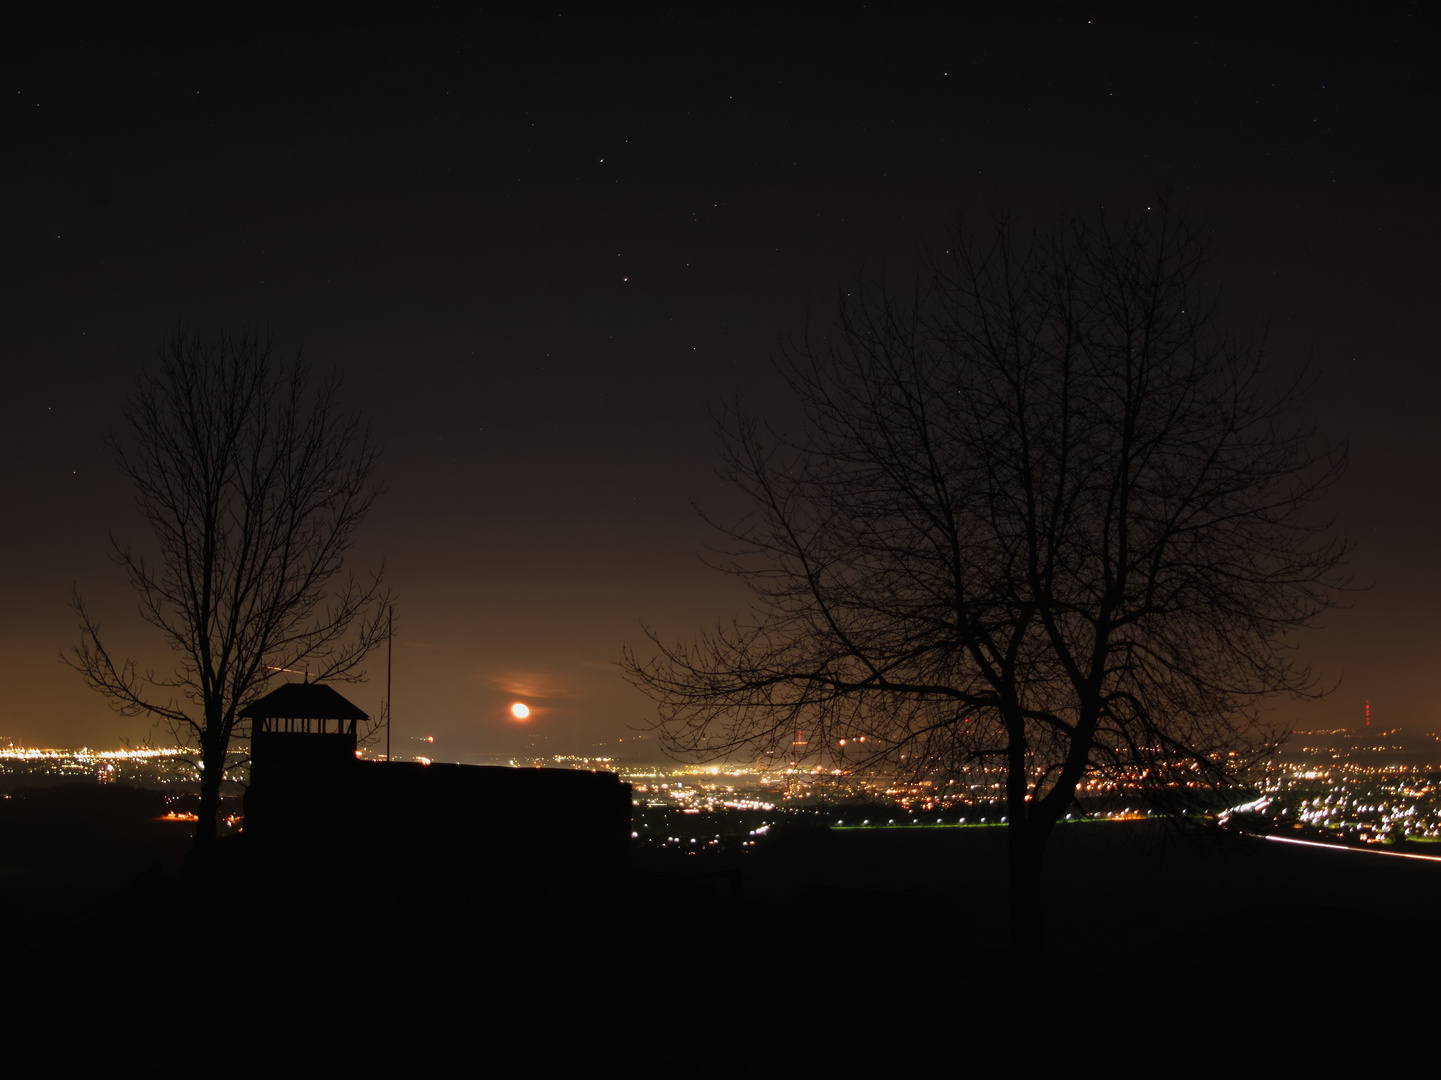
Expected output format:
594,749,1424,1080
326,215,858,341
239,682,369,722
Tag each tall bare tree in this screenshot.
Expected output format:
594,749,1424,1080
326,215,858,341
624,207,1350,945
68,328,391,847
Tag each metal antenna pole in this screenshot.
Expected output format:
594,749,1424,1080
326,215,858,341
386,605,393,762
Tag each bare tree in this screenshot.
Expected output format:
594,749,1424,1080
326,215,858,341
68,328,392,848
624,207,1350,946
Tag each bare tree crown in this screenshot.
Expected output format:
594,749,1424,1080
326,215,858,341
625,207,1350,819
67,328,391,841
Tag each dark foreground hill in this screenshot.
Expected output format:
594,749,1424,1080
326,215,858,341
5,785,1439,1067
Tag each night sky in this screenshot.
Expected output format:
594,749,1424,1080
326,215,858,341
3,4,1436,759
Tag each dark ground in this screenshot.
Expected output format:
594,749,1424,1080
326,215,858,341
4,784,1437,1068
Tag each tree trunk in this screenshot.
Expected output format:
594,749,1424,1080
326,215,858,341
1007,816,1048,952
193,744,223,850
1004,717,1046,951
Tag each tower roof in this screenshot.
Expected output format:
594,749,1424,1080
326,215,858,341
239,681,369,722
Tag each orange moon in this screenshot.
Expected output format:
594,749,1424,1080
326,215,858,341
510,702,530,719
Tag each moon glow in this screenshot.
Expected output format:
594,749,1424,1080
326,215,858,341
510,702,530,719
